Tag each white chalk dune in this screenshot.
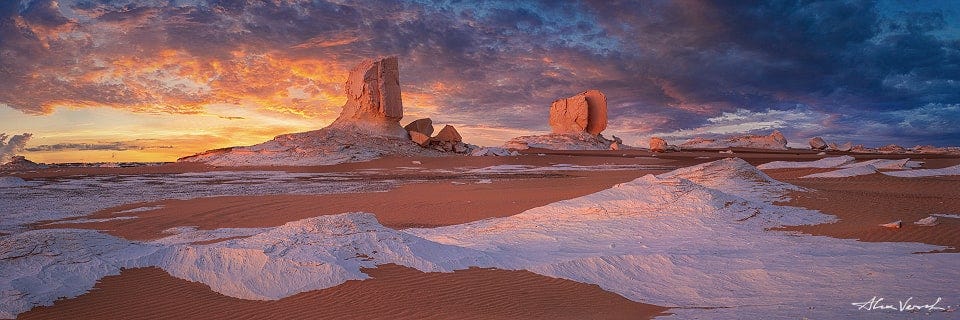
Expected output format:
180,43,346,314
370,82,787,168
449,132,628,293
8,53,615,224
756,155,857,170
759,156,948,178
883,163,960,177
802,164,879,178
2,158,958,319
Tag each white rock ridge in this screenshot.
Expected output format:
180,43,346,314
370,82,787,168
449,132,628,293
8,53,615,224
682,130,788,150
504,132,618,151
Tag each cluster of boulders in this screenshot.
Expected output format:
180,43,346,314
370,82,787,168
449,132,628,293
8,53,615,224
403,118,475,153
504,90,623,150
808,136,960,155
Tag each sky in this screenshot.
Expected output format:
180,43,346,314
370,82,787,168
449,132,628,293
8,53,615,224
1,0,959,163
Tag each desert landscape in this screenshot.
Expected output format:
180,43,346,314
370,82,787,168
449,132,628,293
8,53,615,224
3,55,959,319
3,1,960,319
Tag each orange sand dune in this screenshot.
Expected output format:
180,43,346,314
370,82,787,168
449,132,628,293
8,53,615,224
19,264,668,320
769,172,960,252
40,170,659,241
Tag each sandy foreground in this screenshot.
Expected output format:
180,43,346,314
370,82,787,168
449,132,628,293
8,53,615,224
4,150,960,319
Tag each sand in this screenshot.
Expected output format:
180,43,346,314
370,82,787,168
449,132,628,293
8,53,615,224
19,264,668,320
37,170,659,241
768,171,960,252
10,150,960,318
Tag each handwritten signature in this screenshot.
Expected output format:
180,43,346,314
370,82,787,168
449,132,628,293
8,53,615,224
852,296,949,312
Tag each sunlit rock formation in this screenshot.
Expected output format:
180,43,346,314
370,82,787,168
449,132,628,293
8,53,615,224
329,57,407,138
549,90,607,136
505,90,622,151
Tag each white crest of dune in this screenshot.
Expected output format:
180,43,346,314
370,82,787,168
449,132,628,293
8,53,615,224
802,164,880,178
883,164,960,178
2,158,959,319
760,156,929,178
0,230,164,319
756,156,856,169
155,213,494,300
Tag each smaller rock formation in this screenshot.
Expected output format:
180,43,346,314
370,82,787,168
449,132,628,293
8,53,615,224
404,118,434,137
505,90,623,151
809,137,827,150
417,125,474,153
433,125,462,142
549,90,607,136
649,137,668,153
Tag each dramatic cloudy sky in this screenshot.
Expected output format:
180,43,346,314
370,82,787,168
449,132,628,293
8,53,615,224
1,0,958,162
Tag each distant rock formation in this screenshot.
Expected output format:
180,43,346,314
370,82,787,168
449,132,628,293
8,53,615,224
549,90,607,136
328,57,407,138
681,130,788,150
809,137,827,150
505,90,622,151
877,144,906,154
0,156,47,171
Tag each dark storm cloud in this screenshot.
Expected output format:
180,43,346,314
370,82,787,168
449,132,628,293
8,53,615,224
1,0,958,146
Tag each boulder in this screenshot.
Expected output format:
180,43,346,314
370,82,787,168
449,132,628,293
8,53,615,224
549,90,607,136
329,57,407,138
809,137,828,150
433,125,462,142
404,118,434,136
650,137,668,153
409,131,431,147
914,216,939,226
879,220,902,229
837,142,852,152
